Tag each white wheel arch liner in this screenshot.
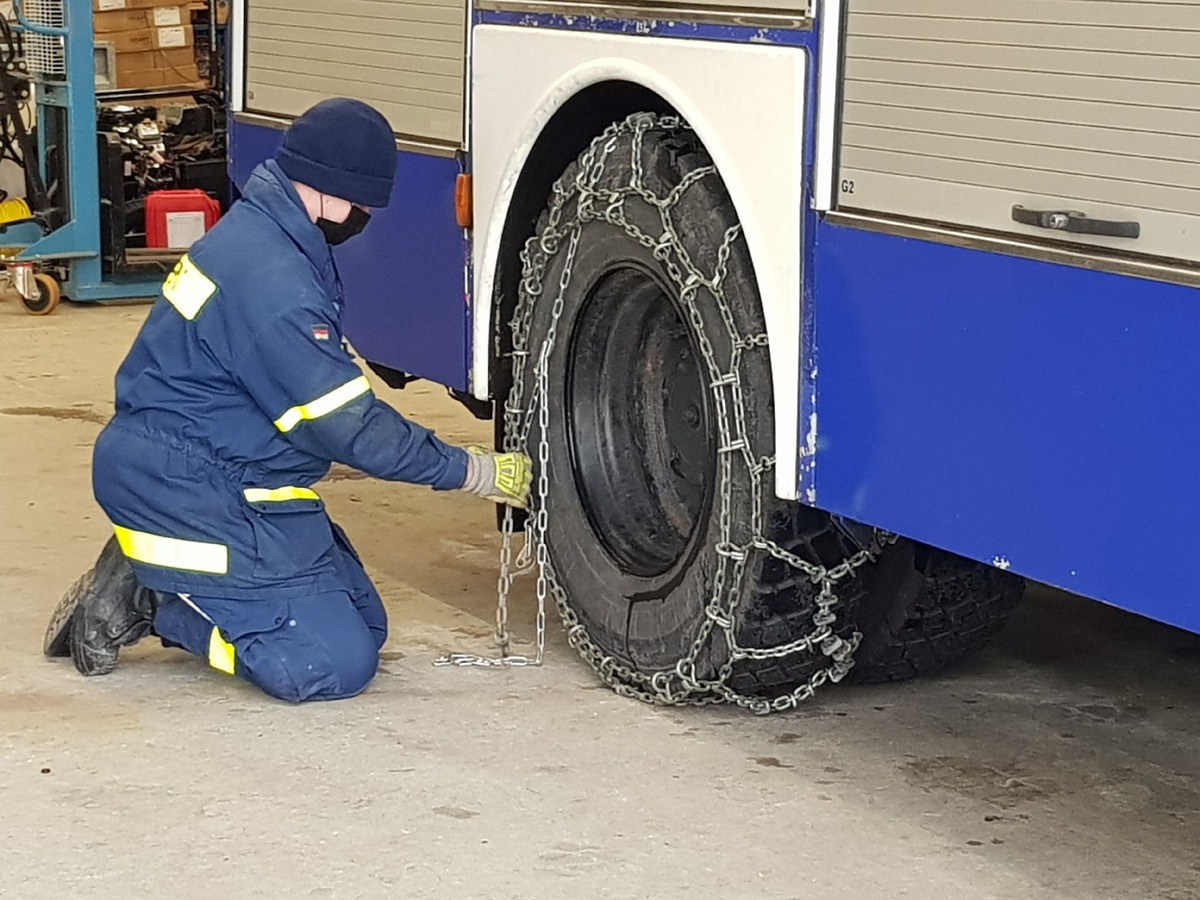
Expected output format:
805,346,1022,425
471,25,808,500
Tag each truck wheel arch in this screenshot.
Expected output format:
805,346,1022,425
481,80,673,432
469,30,809,499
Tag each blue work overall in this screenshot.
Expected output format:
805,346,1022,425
91,160,468,701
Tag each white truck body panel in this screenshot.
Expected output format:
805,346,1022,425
471,25,808,499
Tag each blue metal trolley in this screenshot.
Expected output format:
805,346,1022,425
5,0,172,314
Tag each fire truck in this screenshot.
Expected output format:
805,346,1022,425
228,0,1200,710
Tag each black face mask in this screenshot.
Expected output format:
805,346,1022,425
317,206,371,245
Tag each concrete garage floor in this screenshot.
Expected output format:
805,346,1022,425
2,298,1199,900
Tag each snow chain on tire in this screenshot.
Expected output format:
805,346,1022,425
442,113,894,714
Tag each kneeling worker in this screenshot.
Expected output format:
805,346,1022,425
44,98,530,702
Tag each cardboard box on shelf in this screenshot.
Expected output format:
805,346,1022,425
94,0,186,11
113,64,202,90
115,47,196,79
104,25,194,54
95,41,204,91
94,6,185,32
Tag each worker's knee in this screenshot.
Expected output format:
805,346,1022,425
236,595,380,703
249,644,377,703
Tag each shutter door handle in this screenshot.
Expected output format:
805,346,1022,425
1012,205,1140,239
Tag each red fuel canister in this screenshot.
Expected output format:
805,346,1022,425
145,189,221,249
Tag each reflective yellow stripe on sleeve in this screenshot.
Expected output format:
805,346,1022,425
113,525,229,575
273,375,371,433
161,254,216,320
207,626,236,675
242,486,320,503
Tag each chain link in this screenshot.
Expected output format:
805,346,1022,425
439,113,891,709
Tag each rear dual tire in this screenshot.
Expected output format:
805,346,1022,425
850,546,1025,684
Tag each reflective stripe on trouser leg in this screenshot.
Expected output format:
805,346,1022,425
174,593,235,675
207,626,236,675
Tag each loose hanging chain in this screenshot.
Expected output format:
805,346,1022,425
436,113,891,712
433,340,555,669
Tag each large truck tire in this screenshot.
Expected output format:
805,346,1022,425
849,546,1026,684
507,114,896,710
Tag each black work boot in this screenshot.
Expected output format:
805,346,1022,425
43,536,157,676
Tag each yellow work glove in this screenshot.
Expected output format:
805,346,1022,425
461,447,533,509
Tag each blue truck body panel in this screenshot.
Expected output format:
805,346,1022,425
811,223,1200,633
228,118,471,391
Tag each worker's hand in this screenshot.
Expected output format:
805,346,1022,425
461,447,533,509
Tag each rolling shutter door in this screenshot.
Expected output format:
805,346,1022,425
839,0,1200,264
244,0,465,146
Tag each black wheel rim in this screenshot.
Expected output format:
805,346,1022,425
565,262,715,579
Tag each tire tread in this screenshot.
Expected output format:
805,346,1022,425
850,549,1025,684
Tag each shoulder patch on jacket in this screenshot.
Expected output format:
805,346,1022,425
162,255,217,320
